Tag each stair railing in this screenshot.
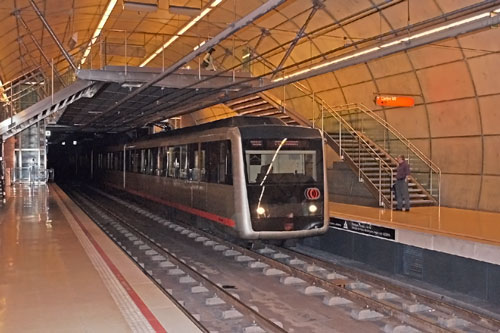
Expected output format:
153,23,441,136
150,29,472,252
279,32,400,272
328,103,441,206
275,79,439,207
320,105,394,208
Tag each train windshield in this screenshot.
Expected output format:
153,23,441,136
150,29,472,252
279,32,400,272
243,138,324,232
244,139,319,184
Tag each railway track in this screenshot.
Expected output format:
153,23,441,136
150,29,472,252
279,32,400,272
67,185,500,333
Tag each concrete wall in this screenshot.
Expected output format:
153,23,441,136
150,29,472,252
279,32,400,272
219,0,500,212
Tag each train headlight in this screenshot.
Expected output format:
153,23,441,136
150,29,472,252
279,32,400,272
308,204,318,213
256,206,265,215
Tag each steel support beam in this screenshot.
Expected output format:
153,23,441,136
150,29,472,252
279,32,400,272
253,28,271,53
272,2,321,76
29,0,77,72
0,80,99,140
141,6,500,121
15,11,66,87
84,0,286,126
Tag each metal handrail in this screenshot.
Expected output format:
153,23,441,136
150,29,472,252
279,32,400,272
286,80,439,205
333,103,441,175
327,102,440,205
321,107,394,207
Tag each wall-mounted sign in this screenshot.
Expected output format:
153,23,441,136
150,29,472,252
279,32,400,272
375,95,415,107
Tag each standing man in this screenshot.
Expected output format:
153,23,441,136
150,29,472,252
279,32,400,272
395,154,410,211
29,158,37,185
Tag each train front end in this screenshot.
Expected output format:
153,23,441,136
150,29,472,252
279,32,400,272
237,126,329,239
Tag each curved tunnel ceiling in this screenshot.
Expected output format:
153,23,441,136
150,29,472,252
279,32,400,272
0,0,499,211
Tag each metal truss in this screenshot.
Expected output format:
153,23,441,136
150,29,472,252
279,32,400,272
0,80,100,140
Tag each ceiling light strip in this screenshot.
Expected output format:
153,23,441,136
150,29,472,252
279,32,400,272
273,8,499,82
139,0,223,67
80,0,118,67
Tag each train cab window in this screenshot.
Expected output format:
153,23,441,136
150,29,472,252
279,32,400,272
243,139,319,184
200,141,232,185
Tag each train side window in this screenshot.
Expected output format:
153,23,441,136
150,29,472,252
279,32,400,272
187,143,199,181
146,148,153,175
132,149,140,173
126,150,131,172
159,147,168,176
140,149,147,174
179,145,188,179
119,151,124,170
168,146,180,178
201,140,232,185
151,147,159,176
221,141,232,185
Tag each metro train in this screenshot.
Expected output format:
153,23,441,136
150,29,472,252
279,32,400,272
92,116,328,239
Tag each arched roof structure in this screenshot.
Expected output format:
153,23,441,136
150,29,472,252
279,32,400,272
0,0,499,211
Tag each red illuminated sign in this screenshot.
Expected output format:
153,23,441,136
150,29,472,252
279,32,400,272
304,187,321,200
375,95,415,107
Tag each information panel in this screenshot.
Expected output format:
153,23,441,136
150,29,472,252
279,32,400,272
330,218,396,240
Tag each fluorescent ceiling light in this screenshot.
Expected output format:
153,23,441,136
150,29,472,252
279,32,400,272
139,0,224,67
193,41,206,51
273,8,499,82
169,5,201,16
123,1,158,12
79,0,118,68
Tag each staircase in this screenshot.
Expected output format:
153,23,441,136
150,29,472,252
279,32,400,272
328,131,435,207
224,89,440,208
225,93,299,126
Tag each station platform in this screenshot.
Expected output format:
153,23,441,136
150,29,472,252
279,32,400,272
0,184,201,333
329,202,500,263
302,202,500,306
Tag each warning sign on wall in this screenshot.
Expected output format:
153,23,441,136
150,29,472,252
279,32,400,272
330,218,396,240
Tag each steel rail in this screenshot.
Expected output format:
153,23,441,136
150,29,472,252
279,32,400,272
85,185,500,332
277,244,500,331
67,189,210,333
72,188,287,333
91,186,452,333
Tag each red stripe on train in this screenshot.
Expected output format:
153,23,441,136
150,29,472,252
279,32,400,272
105,182,236,228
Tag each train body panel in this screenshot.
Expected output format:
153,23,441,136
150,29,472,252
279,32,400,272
92,117,328,240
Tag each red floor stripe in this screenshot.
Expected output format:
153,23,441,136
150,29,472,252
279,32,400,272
55,186,167,333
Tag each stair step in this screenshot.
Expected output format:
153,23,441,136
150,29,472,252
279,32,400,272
226,95,261,107
342,150,385,156
244,109,281,117
361,167,397,172
230,100,269,112
391,199,436,206
382,188,422,194
237,105,275,115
